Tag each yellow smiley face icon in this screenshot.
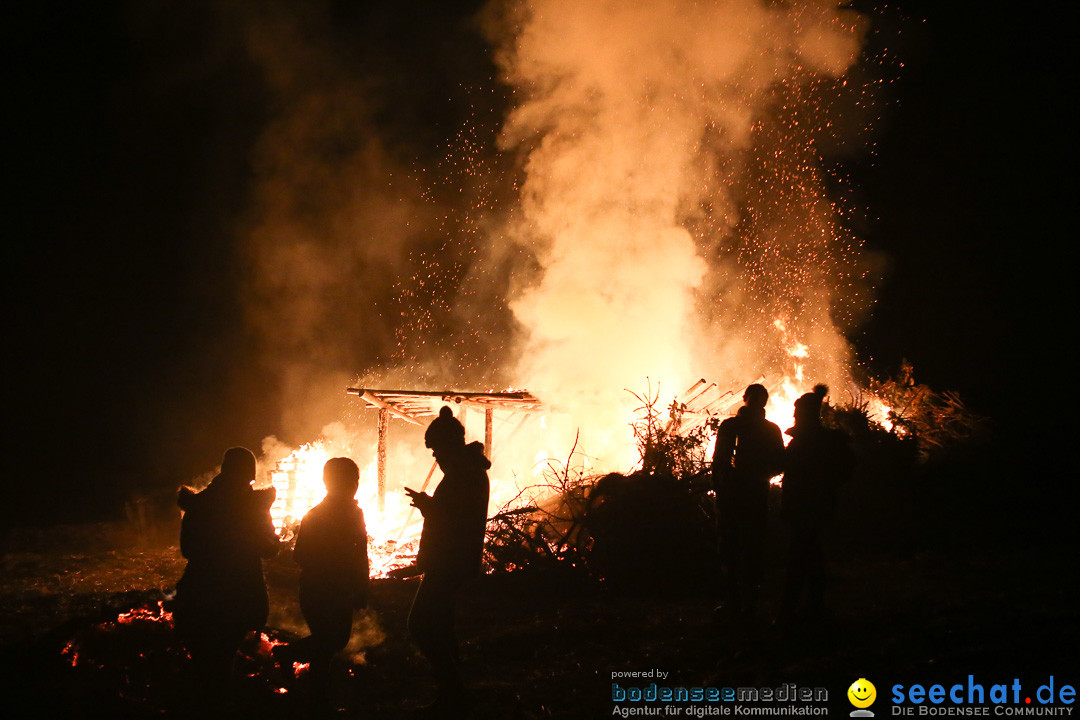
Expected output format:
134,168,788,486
848,678,876,708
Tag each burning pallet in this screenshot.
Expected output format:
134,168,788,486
666,375,779,435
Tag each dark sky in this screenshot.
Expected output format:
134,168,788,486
6,1,1072,523
854,1,1072,398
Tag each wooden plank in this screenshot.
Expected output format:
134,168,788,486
346,387,544,420
683,380,715,407
377,409,388,514
485,407,493,460
354,390,425,426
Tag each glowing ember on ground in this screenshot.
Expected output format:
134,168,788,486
117,602,174,626
62,640,79,667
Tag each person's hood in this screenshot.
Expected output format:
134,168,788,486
177,485,199,512
737,405,767,420
785,420,824,439
177,476,275,511
464,441,492,470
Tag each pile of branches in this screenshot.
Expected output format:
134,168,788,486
628,382,718,480
484,434,594,576
483,369,988,581
864,360,986,460
484,388,719,587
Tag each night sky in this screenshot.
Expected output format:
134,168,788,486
7,1,1072,524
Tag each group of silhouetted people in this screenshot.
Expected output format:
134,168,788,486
171,386,846,713
172,405,488,716
712,382,852,625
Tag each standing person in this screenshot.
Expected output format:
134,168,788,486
173,447,280,690
780,384,852,624
404,406,490,715
712,383,785,616
275,457,369,704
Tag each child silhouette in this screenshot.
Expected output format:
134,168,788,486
276,457,369,700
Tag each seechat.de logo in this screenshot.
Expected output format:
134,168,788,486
849,678,878,717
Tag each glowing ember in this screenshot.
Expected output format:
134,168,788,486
258,631,287,651
117,602,174,626
62,640,79,667
61,601,179,672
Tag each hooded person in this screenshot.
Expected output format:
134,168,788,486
780,385,852,622
712,383,785,615
404,405,490,715
173,446,280,688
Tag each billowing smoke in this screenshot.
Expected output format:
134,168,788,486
488,0,873,463
237,2,435,444
191,0,882,531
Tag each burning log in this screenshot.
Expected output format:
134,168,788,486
377,408,388,513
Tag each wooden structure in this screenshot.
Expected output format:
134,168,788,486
345,388,544,511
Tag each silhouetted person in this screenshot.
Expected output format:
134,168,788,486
404,406,490,715
712,383,785,615
173,447,279,690
274,457,369,703
780,385,852,623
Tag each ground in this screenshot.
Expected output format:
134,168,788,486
0,465,1076,719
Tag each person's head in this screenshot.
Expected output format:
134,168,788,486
323,457,360,499
793,384,828,426
220,447,256,485
425,406,465,460
743,383,769,409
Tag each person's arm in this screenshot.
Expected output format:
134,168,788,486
178,514,203,560
712,421,736,487
353,509,370,608
177,488,208,560
769,425,786,478
292,516,310,568
253,488,281,558
404,486,435,515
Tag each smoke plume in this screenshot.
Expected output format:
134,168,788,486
237,2,436,443
208,0,879,490
488,0,872,464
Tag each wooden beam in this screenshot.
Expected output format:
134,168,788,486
682,379,712,406
377,408,388,513
346,387,543,416
485,407,493,460
355,390,424,426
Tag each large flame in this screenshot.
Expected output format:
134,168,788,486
491,0,870,468
266,442,426,576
